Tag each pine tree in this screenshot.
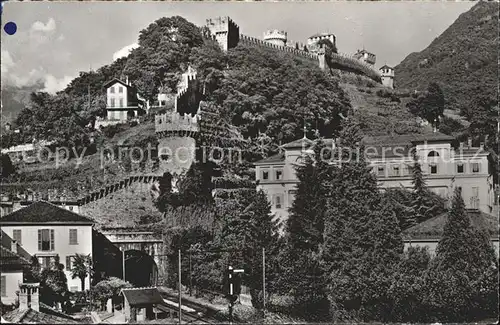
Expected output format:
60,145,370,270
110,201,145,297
410,159,445,223
321,120,403,321
286,139,331,252
423,187,498,321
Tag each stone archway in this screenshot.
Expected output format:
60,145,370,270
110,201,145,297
124,250,159,287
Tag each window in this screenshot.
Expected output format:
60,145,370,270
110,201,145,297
118,86,123,93
261,169,269,180
39,256,52,269
69,206,74,211
66,256,74,270
110,87,115,94
13,229,22,245
275,169,283,180
38,229,54,251
69,229,78,245
471,162,480,173
392,165,400,177
1,276,6,296
457,162,464,173
119,98,124,107
428,150,440,157
430,164,438,174
110,98,115,108
275,194,283,209
377,166,385,177
288,190,297,207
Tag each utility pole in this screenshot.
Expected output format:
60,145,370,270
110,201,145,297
178,249,182,324
122,248,126,282
262,247,266,321
189,246,192,296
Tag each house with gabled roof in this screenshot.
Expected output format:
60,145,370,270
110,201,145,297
1,230,32,306
403,209,499,256
95,77,145,128
0,201,94,292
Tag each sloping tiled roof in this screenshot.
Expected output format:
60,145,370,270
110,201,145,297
363,132,454,146
0,201,94,224
281,137,314,149
0,246,31,267
254,152,285,164
121,287,164,306
2,303,81,323
403,210,499,240
103,78,134,89
380,64,394,70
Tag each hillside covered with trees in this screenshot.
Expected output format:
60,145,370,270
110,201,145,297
395,1,498,151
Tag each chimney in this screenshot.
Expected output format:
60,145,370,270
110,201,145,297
11,240,17,254
31,285,40,311
19,285,29,311
125,76,129,86
484,135,489,148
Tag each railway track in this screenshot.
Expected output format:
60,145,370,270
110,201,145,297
159,292,222,323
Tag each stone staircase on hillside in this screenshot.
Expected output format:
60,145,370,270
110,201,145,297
78,174,159,206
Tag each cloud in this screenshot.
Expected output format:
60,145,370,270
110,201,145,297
113,43,139,61
42,74,74,94
31,18,56,33
1,50,15,74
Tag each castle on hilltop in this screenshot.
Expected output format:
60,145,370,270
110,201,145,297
205,16,394,85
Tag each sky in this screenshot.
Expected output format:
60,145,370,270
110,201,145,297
1,1,475,94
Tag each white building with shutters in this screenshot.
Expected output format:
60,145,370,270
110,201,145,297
255,133,497,222
0,201,93,292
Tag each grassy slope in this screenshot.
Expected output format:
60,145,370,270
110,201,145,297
340,82,429,136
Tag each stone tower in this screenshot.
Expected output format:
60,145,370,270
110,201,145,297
307,33,336,52
263,30,287,47
206,16,240,51
380,65,395,89
354,49,376,66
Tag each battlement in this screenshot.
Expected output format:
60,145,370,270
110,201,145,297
264,30,287,46
307,33,336,47
240,34,319,61
155,111,200,137
354,49,376,66
206,16,239,31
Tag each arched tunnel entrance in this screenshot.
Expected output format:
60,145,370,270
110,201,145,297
124,250,159,287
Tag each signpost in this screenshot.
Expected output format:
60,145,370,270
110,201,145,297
227,266,244,324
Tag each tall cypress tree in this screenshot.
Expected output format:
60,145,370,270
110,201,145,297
286,138,331,252
276,139,332,321
410,159,445,223
322,120,403,321
423,187,498,321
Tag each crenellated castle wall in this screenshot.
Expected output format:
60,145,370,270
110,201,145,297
206,16,383,82
239,34,320,61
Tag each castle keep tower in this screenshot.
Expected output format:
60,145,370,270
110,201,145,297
354,49,376,66
307,33,336,52
263,30,287,47
380,65,395,89
206,17,240,51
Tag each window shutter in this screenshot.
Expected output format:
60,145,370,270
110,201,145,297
50,229,55,251
38,230,42,250
69,229,78,245
1,276,6,296
66,256,71,270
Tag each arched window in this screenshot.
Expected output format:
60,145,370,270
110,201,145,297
428,150,440,157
